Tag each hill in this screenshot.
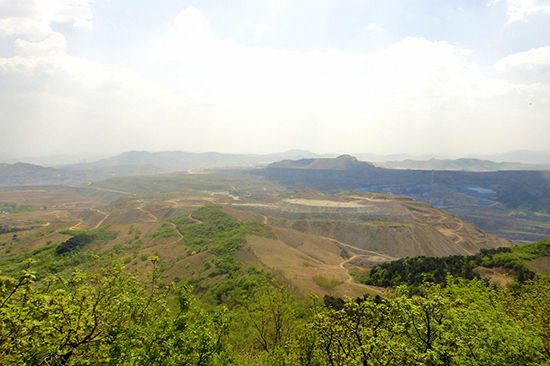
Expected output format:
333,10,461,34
0,150,323,187
256,156,550,241
478,149,550,165
0,182,548,365
0,163,81,186
377,158,550,171
360,239,550,287
269,154,375,170
62,150,321,173
0,162,167,187
260,156,550,212
0,183,513,298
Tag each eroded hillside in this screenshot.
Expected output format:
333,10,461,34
0,184,513,299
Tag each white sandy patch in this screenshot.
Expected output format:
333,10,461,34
283,199,368,208
231,203,277,208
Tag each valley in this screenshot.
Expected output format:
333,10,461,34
3,0,550,361
0,174,513,299
1,159,549,365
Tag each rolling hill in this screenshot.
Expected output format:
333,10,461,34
377,158,550,171
0,163,79,186
0,182,513,299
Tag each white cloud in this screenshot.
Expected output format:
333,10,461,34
173,6,211,35
496,46,550,76
0,17,52,40
254,23,273,39
1,5,549,156
0,0,101,83
0,0,95,34
364,23,384,32
490,0,550,23
129,13,549,154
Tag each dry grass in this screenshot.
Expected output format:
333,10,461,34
0,188,512,300
528,256,550,274
473,266,517,286
245,228,382,298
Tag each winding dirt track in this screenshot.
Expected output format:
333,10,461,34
169,222,184,244
336,254,385,294
136,201,158,222
69,219,83,231
259,213,386,293
320,234,396,261
93,210,110,229
339,255,362,284
260,213,392,260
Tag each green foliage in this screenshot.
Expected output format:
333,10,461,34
172,215,196,226
173,206,274,307
0,227,121,280
247,285,298,357
0,225,25,235
56,227,118,255
0,244,60,278
0,201,35,214
173,205,269,256
510,239,550,258
1,244,550,364
204,266,271,307
0,260,232,365
366,254,480,287
364,242,550,287
312,275,342,290
309,279,547,365
152,222,176,239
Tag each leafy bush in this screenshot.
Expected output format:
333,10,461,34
56,228,118,255
313,275,343,290
0,202,35,214
151,223,176,239
363,241,548,287
173,205,269,256
0,261,232,365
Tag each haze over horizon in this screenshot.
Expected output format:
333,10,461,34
1,0,550,158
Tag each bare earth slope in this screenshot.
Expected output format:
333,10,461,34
0,185,513,299
231,191,512,259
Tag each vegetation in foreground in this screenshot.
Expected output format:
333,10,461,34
1,204,550,365
2,259,549,365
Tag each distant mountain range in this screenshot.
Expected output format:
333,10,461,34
3,148,550,167
474,150,550,165
1,149,549,187
376,158,550,171
259,155,550,212
0,163,78,186
0,150,321,186
354,150,550,165
269,154,375,170
62,149,320,173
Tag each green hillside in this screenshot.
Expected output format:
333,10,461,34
359,240,550,287
1,188,549,364
2,254,550,365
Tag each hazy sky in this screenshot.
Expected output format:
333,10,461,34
1,0,550,158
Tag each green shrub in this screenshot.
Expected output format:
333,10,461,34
313,275,342,290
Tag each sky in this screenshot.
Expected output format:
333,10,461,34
1,0,550,159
